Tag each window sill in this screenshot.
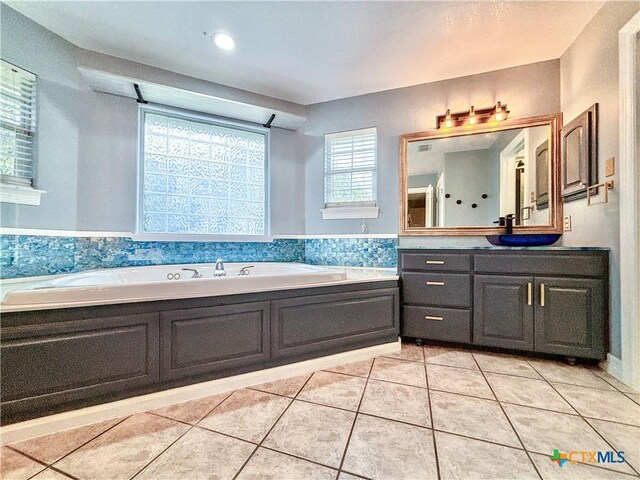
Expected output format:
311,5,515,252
0,184,46,206
321,206,379,220
130,233,274,243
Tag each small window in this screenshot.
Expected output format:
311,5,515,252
324,127,377,207
138,107,268,238
0,60,37,189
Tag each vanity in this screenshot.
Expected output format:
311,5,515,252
398,248,608,359
398,108,609,360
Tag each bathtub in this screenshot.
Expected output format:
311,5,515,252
2,262,348,308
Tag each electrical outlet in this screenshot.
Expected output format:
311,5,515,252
563,215,572,232
606,157,615,177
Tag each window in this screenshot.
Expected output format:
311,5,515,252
0,60,42,205
323,127,378,219
138,107,268,237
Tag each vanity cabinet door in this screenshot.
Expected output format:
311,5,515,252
534,277,605,359
473,275,534,350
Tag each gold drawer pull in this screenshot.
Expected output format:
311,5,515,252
425,315,443,321
540,283,546,307
426,260,445,265
426,281,445,286
527,282,532,306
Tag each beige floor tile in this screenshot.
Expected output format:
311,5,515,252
427,364,494,399
338,473,365,480
423,346,479,370
198,389,291,443
382,342,425,362
30,469,73,480
342,414,437,480
552,383,640,426
150,392,230,424
0,447,45,480
591,369,639,394
250,374,311,397
435,431,538,480
503,404,636,475
528,360,614,390
237,447,336,480
52,413,189,480
586,418,640,472
324,359,373,378
359,378,431,427
297,371,366,411
136,427,254,480
370,357,427,387
430,390,520,447
10,418,121,464
531,453,637,480
263,400,354,468
485,373,574,413
473,352,541,379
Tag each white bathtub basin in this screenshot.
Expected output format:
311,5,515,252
2,263,348,308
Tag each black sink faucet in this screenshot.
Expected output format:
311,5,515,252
493,215,515,235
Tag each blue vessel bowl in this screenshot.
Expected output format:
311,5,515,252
485,234,562,247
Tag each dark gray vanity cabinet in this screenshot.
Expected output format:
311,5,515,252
473,275,534,350
160,302,270,381
399,248,608,360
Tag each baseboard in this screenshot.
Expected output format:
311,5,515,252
600,353,624,380
0,339,400,445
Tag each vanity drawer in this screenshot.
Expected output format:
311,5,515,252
402,306,471,343
401,253,471,272
402,272,471,308
474,254,606,277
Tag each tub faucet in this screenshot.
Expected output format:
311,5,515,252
214,259,226,277
181,268,203,279
238,265,254,276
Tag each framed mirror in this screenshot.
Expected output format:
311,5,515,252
399,114,562,236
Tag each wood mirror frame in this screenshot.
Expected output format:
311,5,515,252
399,113,563,236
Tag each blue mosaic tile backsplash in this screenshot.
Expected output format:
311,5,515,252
0,235,398,279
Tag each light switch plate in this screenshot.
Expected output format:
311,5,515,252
606,157,615,177
564,215,572,232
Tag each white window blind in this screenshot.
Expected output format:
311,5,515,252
0,60,36,187
324,127,377,206
139,108,268,237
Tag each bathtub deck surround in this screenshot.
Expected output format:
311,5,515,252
2,341,639,480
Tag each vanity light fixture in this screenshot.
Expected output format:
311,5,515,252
435,102,510,129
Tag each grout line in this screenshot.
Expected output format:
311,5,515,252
231,373,316,480
423,362,441,480
334,355,375,478
471,354,544,480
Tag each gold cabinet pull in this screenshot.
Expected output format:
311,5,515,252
540,283,545,306
424,315,443,321
527,282,532,306
426,281,445,286
426,260,445,265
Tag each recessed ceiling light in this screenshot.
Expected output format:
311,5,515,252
213,32,235,51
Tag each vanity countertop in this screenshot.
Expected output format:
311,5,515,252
396,245,610,251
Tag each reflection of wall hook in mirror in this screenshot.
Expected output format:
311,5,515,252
472,203,478,208
456,200,462,205
482,194,488,199
445,194,451,199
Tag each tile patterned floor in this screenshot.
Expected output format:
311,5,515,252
2,342,640,480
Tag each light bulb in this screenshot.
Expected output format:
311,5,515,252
213,32,235,51
468,106,476,125
495,101,504,121
444,109,453,128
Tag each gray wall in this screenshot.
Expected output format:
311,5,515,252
558,1,640,358
0,5,306,234
302,60,561,234
407,174,437,189
442,150,495,227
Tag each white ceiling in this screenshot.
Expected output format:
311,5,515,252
7,1,604,105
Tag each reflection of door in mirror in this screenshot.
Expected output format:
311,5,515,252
515,156,526,225
535,140,549,209
407,186,434,227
